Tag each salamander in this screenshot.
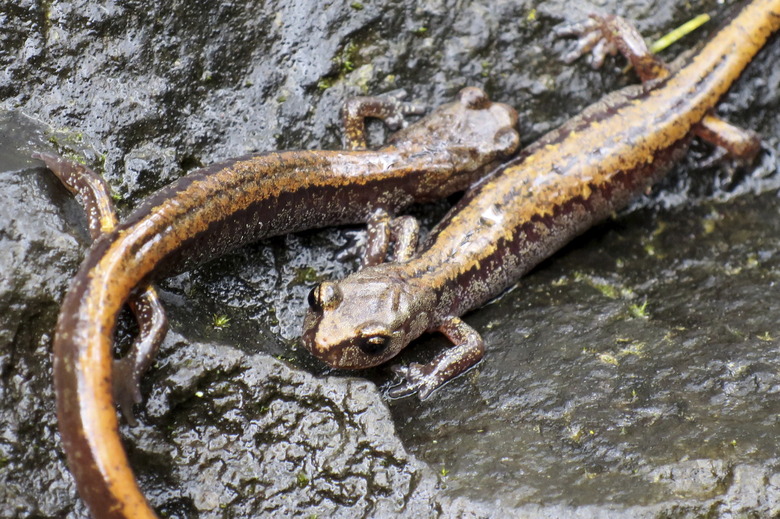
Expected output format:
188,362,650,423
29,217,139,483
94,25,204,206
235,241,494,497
42,88,519,519
302,0,780,398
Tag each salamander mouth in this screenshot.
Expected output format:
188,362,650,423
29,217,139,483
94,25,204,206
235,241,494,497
300,312,349,367
300,317,392,369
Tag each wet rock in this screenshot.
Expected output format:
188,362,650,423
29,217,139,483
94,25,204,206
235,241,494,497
393,192,780,517
120,330,451,517
0,113,86,517
1,0,779,518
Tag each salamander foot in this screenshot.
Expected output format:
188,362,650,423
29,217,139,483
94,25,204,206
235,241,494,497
554,16,621,68
388,363,440,400
342,90,427,149
388,316,485,399
113,357,143,426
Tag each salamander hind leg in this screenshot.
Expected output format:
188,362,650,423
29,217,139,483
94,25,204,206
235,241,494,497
342,90,427,150
555,14,669,82
694,114,762,166
34,152,167,424
388,316,484,399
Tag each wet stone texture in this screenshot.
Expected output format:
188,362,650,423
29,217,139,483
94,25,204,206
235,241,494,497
121,330,450,518
1,0,779,518
392,193,780,517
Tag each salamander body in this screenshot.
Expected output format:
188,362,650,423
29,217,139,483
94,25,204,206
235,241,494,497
303,0,780,398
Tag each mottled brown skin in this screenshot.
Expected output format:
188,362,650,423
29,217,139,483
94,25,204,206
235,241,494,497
48,87,519,519
303,0,780,399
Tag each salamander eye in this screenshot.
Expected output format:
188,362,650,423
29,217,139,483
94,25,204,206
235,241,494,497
307,286,321,311
359,335,391,355
307,282,342,312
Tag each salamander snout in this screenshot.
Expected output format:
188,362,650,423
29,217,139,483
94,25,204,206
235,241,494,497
458,86,491,109
453,87,520,159
494,125,520,158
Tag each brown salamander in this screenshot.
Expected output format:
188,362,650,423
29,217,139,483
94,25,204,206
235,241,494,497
43,88,519,519
302,0,780,398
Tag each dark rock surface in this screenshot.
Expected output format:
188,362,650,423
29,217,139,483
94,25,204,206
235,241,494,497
393,192,780,517
1,0,778,517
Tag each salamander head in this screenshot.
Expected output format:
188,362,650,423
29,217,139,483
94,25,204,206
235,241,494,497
301,269,428,369
391,86,520,165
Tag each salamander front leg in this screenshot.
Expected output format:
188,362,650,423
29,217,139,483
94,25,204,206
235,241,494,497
34,152,166,423
555,14,670,82
556,17,762,175
389,216,419,262
342,90,427,150
363,209,421,267
388,316,484,400
363,209,392,267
